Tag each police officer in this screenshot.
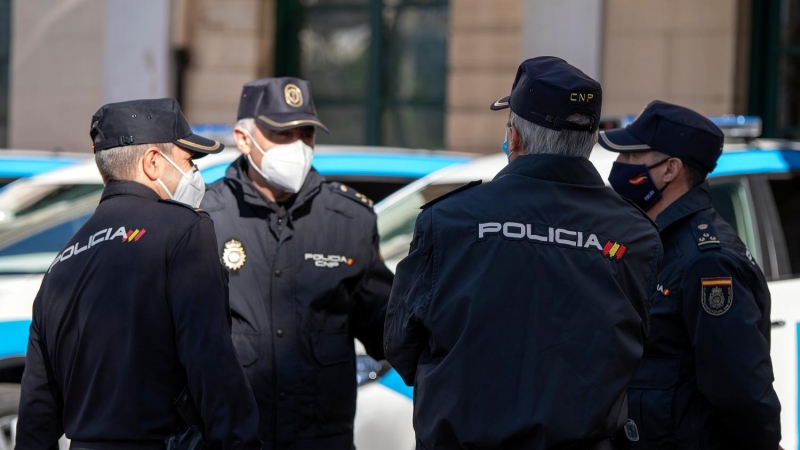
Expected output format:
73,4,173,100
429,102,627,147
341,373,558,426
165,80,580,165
16,99,261,449
201,78,393,449
600,101,782,449
384,57,662,450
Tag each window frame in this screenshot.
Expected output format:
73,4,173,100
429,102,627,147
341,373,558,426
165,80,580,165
274,0,448,146
722,172,796,280
748,0,800,138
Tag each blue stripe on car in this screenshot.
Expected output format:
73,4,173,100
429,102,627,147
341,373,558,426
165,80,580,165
0,158,81,178
0,319,32,359
709,150,794,177
378,368,414,399
201,154,470,184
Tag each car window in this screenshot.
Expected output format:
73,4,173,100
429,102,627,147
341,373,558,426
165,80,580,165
767,174,800,276
14,184,104,217
0,213,92,274
0,183,103,224
378,183,462,270
709,181,759,262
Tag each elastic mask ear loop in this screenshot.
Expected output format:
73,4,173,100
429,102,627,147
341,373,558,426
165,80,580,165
241,130,276,182
648,158,672,193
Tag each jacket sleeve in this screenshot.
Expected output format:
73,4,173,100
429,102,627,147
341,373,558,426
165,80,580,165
351,218,394,360
167,217,261,449
680,251,781,448
16,292,63,450
383,208,433,386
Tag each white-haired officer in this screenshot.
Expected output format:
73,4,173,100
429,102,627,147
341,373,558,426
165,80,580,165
385,57,662,450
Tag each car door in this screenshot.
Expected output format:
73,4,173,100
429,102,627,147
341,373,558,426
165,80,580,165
709,172,800,450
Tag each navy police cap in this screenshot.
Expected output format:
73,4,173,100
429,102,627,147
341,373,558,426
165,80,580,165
490,56,602,132
598,100,724,173
90,98,223,158
237,77,330,134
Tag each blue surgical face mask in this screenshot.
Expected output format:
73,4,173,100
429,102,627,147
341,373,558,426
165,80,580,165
501,128,510,156
608,158,670,211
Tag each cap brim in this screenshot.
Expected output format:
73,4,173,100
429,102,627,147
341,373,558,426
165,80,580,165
598,128,652,153
490,96,510,111
174,133,225,159
255,113,330,134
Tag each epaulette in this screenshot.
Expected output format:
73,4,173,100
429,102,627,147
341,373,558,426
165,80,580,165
691,219,721,251
158,199,207,216
421,180,482,210
331,182,374,208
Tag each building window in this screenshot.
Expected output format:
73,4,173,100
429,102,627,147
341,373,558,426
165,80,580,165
276,0,448,149
0,0,10,147
749,0,800,137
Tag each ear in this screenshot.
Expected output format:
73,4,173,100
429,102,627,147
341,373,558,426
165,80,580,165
662,158,683,183
593,131,599,145
510,126,522,153
233,127,252,156
141,146,163,181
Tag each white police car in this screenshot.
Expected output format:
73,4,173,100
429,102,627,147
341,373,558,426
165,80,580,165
373,117,800,450
0,151,85,189
0,144,469,450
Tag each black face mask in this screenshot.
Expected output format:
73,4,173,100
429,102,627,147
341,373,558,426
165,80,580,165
608,158,670,211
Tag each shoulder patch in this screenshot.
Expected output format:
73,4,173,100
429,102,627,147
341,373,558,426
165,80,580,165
691,220,721,251
701,277,733,315
158,199,208,217
421,180,482,210
330,182,374,208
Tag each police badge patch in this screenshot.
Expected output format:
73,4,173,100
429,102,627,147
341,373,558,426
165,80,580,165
701,277,733,316
222,239,246,271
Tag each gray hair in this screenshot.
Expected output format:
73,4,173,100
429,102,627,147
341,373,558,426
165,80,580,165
509,112,596,158
94,142,173,184
235,118,255,134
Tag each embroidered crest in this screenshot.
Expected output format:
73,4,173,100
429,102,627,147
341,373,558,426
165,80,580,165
222,239,246,271
701,277,733,316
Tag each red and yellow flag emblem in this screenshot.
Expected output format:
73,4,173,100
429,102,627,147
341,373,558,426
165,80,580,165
602,240,627,260
701,277,732,288
629,173,648,186
124,228,147,243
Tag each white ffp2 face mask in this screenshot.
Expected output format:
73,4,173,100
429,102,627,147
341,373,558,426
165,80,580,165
243,130,313,194
156,152,206,208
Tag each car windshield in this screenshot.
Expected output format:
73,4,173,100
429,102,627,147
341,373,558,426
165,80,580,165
0,183,103,224
0,212,92,274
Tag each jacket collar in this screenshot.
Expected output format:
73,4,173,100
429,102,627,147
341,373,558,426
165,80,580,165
655,182,714,232
224,155,324,212
493,154,605,186
100,180,161,203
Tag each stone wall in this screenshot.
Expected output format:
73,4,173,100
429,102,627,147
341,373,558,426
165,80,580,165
601,0,740,116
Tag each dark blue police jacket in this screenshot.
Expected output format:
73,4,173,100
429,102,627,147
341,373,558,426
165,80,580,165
628,183,781,449
202,156,393,450
16,181,261,449
385,154,663,450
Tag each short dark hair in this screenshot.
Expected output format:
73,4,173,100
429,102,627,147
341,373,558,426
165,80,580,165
683,162,708,187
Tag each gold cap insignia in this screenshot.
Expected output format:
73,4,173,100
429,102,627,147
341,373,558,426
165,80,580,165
222,239,246,271
284,84,303,108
